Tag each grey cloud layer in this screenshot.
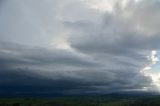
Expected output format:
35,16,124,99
0,0,159,95
0,41,151,95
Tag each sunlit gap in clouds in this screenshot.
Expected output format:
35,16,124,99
49,32,72,50
141,50,160,92
82,0,142,13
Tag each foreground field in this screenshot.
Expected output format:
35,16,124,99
0,95,160,106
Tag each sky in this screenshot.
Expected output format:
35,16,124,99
0,0,160,96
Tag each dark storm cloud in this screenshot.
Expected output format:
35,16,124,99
0,41,152,95
0,0,160,95
64,0,160,92
0,41,99,71
0,42,100,95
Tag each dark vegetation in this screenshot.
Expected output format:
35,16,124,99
0,94,160,106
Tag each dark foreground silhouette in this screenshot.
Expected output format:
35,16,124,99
0,94,160,106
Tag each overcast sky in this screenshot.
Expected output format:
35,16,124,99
0,0,160,95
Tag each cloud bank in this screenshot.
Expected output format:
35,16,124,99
0,0,160,95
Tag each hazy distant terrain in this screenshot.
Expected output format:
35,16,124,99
1,95,160,106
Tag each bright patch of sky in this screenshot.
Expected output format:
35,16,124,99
151,50,160,72
142,50,160,91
